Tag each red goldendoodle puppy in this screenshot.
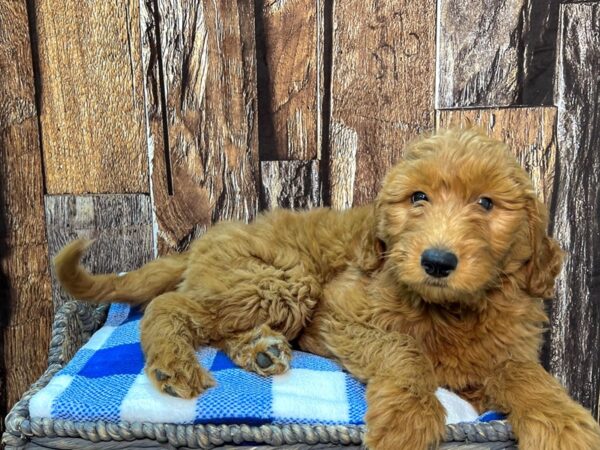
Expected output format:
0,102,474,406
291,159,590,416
55,129,600,449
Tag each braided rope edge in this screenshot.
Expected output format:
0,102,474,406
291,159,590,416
2,301,514,449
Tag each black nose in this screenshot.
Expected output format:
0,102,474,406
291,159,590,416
421,248,458,278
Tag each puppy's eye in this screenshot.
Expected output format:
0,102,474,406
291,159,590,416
411,191,429,204
478,197,493,211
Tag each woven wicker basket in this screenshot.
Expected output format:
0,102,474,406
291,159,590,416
2,301,516,449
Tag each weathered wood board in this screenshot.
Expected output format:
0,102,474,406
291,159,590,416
437,0,559,107
260,160,321,210
142,0,260,255
437,107,557,205
45,195,154,311
255,0,323,160
548,1,600,418
0,0,52,426
329,0,435,208
32,0,148,194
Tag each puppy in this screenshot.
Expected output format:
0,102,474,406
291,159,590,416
55,129,600,450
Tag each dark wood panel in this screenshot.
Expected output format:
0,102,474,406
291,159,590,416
31,0,148,194
142,0,260,255
521,0,560,105
437,107,557,205
45,195,154,310
328,0,435,208
255,0,323,160
437,0,559,108
0,0,52,424
548,1,600,419
260,160,321,210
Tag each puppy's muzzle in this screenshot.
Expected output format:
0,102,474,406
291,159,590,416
421,248,458,278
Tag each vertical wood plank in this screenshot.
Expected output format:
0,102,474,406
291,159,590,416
550,2,600,418
260,161,321,210
0,0,52,423
255,0,322,160
32,0,148,194
521,1,560,105
45,195,154,311
436,107,557,205
142,0,259,254
436,0,559,108
329,0,435,209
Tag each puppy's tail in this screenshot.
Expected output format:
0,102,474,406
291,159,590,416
54,239,188,306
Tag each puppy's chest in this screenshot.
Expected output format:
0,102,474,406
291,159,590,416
412,322,509,388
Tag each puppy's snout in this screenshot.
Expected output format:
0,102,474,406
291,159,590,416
421,248,458,278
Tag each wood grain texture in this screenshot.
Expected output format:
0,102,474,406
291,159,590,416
437,107,557,205
0,0,52,425
260,160,321,210
142,0,260,255
436,0,559,108
548,1,600,418
32,0,148,194
329,0,435,209
255,0,322,160
45,195,153,311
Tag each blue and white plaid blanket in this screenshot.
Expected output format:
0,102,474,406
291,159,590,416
30,303,494,426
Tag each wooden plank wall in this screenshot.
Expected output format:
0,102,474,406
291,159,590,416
0,0,52,430
1,0,599,426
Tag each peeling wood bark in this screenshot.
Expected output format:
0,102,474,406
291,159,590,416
255,0,323,160
260,160,321,210
437,107,557,205
45,195,154,311
31,0,148,194
437,0,560,108
0,0,52,424
548,2,600,418
142,0,260,255
329,0,435,208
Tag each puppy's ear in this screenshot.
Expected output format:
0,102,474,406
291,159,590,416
525,198,564,298
356,232,387,273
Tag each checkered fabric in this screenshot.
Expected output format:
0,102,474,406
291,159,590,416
29,303,486,426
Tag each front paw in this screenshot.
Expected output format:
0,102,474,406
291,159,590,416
514,406,600,450
146,352,215,399
365,377,446,450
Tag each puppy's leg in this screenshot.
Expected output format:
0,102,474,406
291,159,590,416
300,272,445,450
321,322,445,450
141,292,216,398
484,360,600,450
219,324,292,376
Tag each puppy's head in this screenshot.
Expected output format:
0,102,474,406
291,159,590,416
375,129,563,307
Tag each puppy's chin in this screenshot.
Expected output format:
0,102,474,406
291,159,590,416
397,273,489,310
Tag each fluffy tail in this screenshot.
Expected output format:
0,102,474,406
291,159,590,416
54,239,188,306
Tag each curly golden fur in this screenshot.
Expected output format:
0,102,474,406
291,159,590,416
55,129,600,449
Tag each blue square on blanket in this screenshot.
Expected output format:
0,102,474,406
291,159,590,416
195,369,272,424
59,349,96,376
52,374,136,422
79,343,144,378
103,320,141,348
210,351,238,371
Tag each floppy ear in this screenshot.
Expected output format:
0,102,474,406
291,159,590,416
525,198,565,298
